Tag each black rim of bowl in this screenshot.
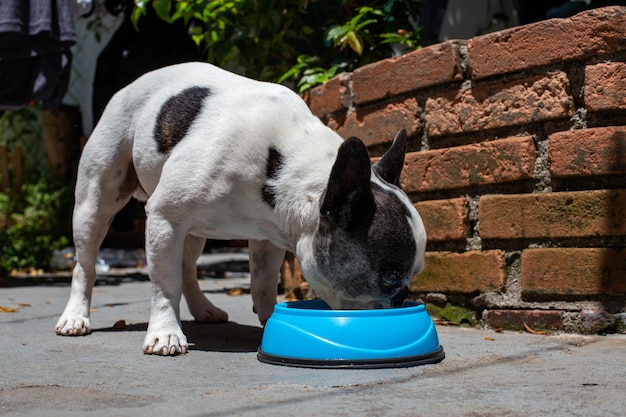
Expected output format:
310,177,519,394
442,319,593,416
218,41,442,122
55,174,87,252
257,345,445,369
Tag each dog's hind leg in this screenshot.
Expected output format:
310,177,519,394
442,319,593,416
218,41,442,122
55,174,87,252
182,234,228,323
249,239,285,325
142,207,191,355
55,143,138,336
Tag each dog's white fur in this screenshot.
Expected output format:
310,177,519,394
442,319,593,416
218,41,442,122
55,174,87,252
55,63,426,355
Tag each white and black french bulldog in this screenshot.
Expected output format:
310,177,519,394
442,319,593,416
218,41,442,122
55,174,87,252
55,62,426,355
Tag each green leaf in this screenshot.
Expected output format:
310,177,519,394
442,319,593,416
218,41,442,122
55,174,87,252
130,6,146,31
327,26,348,43
277,67,301,84
152,0,173,23
345,31,363,55
354,18,378,32
133,0,148,9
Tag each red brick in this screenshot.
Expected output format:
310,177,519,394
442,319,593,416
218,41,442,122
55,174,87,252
414,198,469,241
483,309,564,331
584,62,626,112
409,250,506,293
328,97,420,148
479,190,626,240
305,72,352,119
352,41,464,105
468,6,626,79
425,72,574,137
521,247,626,298
403,136,535,193
549,126,626,177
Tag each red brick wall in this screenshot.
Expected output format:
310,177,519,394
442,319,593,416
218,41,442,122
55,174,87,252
304,6,626,333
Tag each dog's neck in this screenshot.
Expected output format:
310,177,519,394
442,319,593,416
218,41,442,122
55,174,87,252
271,151,338,251
265,128,344,252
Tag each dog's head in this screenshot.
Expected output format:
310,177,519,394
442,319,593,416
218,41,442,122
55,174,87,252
298,130,426,310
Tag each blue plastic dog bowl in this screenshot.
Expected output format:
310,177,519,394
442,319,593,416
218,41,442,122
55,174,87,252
257,299,444,369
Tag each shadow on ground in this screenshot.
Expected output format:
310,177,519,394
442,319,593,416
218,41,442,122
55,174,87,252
0,272,150,288
93,320,263,353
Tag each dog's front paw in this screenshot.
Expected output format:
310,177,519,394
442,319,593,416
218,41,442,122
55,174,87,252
55,315,91,336
143,329,188,356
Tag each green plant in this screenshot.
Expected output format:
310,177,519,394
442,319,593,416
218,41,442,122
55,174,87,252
0,108,72,275
0,179,70,275
426,303,479,327
326,6,381,56
277,55,345,93
131,0,421,90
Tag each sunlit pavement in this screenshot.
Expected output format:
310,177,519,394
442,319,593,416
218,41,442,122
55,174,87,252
1,263,625,417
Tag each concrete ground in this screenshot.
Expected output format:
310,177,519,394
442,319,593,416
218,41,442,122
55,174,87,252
1,268,625,417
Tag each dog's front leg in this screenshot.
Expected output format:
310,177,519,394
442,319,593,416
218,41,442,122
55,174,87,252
143,212,188,355
249,240,285,325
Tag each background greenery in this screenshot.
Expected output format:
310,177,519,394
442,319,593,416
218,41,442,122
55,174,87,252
0,1,421,274
0,107,71,275
131,0,422,92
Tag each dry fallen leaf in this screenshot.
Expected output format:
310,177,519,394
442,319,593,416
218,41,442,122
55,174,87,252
0,306,19,313
485,337,496,341
113,320,128,330
227,287,245,296
524,322,548,335
18,303,31,307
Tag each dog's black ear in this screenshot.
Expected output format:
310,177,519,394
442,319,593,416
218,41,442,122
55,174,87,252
321,137,373,223
372,129,407,186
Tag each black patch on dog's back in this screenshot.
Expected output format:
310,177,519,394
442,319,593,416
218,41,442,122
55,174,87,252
262,147,284,208
154,87,211,153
